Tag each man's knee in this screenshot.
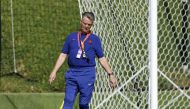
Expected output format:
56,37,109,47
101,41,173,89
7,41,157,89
79,104,89,109
63,96,75,109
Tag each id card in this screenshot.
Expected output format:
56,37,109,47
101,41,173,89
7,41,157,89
76,49,82,58
82,50,87,58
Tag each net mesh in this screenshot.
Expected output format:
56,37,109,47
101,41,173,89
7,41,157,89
158,0,190,109
78,0,149,109
78,0,190,109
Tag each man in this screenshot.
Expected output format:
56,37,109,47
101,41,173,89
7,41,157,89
49,12,117,109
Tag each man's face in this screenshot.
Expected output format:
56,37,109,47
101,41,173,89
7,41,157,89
80,16,93,34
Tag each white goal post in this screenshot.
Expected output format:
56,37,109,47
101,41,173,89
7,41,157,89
149,0,158,109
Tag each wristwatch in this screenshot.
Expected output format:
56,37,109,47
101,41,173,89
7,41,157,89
108,72,114,76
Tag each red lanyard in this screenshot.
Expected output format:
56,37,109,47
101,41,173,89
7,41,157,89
77,32,91,50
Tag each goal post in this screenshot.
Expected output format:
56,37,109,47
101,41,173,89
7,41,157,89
149,0,158,109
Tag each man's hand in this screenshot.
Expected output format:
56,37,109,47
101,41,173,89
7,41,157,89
109,75,117,88
48,53,67,84
49,72,56,84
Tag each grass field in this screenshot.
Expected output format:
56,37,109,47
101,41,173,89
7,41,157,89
0,93,79,109
1,0,80,92
0,91,189,109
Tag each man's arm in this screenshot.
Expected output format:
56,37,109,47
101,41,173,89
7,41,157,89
49,53,67,84
98,57,117,88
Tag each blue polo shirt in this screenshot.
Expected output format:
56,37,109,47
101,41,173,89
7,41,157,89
61,32,104,68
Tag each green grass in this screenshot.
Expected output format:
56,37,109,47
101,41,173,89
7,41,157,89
0,91,189,109
1,0,80,92
0,76,43,92
0,93,79,109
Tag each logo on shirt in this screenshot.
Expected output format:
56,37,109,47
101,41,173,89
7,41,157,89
88,39,92,44
88,83,92,86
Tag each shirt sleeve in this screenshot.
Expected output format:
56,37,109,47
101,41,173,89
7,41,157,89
61,36,70,54
94,37,104,58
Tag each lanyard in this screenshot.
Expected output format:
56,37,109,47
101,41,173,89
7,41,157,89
77,32,91,50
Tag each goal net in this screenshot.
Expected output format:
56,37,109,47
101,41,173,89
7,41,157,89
78,0,190,109
1,0,189,108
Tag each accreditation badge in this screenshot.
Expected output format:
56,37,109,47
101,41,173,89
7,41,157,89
76,49,82,58
82,50,87,58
